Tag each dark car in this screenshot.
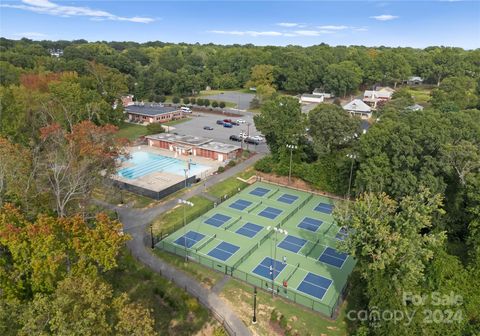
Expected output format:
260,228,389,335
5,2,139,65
245,137,260,145
203,126,214,130
216,120,224,125
230,121,240,126
229,135,241,142
223,122,233,128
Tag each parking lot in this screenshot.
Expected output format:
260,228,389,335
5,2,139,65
200,91,255,111
169,112,269,154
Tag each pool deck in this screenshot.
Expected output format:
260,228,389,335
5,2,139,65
111,146,220,193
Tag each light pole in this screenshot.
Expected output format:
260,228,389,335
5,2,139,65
266,226,288,297
252,286,257,324
346,154,357,199
150,224,155,249
286,144,297,185
246,122,251,151
183,167,189,190
178,198,194,261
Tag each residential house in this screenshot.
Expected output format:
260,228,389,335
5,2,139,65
363,89,393,109
407,104,424,111
407,76,424,85
343,99,372,119
300,93,324,104
312,88,334,98
121,94,135,107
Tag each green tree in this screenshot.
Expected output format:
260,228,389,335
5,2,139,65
219,101,226,108
323,61,363,97
431,76,478,111
203,98,210,106
172,96,180,104
183,97,190,105
212,100,219,108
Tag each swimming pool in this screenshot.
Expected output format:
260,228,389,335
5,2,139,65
118,151,210,180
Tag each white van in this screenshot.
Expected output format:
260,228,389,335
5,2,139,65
180,106,192,113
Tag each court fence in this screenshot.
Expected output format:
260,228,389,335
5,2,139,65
157,239,340,318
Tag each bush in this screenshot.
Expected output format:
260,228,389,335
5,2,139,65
270,309,279,322
203,99,210,107
219,101,226,108
217,166,225,173
212,100,219,108
158,95,166,103
333,98,341,106
254,156,275,173
172,96,180,104
279,314,288,329
227,160,236,167
183,97,190,105
196,98,204,106
146,123,165,134
189,97,196,105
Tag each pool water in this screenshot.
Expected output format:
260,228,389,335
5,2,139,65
118,151,210,179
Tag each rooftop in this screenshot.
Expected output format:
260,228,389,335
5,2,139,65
126,104,180,116
343,99,372,113
199,141,241,153
146,133,212,146
301,94,324,99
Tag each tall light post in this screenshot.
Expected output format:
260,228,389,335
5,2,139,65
178,198,194,261
246,122,251,151
183,167,189,190
266,226,288,297
346,154,357,199
252,286,257,324
286,144,297,185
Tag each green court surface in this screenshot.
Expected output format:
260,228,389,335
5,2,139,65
157,182,356,317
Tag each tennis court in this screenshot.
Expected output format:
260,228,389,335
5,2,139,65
157,181,356,317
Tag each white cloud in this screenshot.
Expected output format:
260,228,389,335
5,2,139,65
13,31,48,39
293,30,322,36
317,25,349,30
0,0,154,23
370,14,399,21
353,27,369,32
277,22,300,27
209,30,283,37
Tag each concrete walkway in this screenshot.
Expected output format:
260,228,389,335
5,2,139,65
99,153,265,336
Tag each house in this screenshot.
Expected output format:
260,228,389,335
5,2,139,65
300,93,324,104
343,99,372,119
377,86,395,94
49,49,63,57
363,89,393,109
407,76,424,85
312,88,334,98
125,104,183,124
121,94,135,107
146,133,241,162
407,104,424,111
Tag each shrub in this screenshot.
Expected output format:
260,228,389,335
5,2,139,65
196,98,204,106
158,95,166,103
212,100,219,108
183,97,190,105
219,101,226,108
279,314,288,329
217,166,225,173
172,96,180,104
333,98,341,106
254,156,275,173
270,309,279,322
146,123,165,134
227,160,236,167
153,94,162,103
189,97,196,105
203,99,210,107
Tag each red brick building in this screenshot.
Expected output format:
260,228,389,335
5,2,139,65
126,104,183,124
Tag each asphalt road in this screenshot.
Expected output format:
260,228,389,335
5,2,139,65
170,111,269,154
200,91,255,110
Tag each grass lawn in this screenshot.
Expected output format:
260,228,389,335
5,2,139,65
93,186,156,209
153,250,224,288
151,195,214,235
164,117,192,126
405,87,432,105
220,278,349,336
206,174,250,199
104,249,212,336
115,121,149,141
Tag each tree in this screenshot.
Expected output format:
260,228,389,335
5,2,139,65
183,97,190,105
158,95,166,103
189,97,196,105
308,104,361,156
196,98,204,106
203,98,210,107
146,123,165,135
374,50,411,87
431,76,478,111
36,121,126,217
172,96,180,104
219,101,226,108
323,61,363,97
245,64,276,89
254,96,305,157
211,101,218,108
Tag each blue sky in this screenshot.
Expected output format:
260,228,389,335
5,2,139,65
0,1,479,49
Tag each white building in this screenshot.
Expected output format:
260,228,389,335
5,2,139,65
407,76,424,85
300,94,324,104
363,89,393,109
343,99,372,119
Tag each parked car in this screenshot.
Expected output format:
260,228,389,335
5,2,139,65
230,121,240,126
251,135,264,142
181,106,192,113
223,119,232,123
216,120,224,125
245,137,260,145
239,132,247,138
223,122,233,128
203,126,214,130
229,135,241,141
236,119,246,124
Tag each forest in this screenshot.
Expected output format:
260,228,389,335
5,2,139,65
0,37,479,335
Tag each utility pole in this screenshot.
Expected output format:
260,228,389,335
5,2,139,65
252,286,257,324
346,154,357,199
286,144,297,184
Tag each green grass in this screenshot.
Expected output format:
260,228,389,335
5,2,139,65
93,186,156,209
103,249,211,336
221,278,348,336
115,121,149,141
404,87,432,105
151,195,213,235
206,176,249,199
153,250,224,288
164,117,192,126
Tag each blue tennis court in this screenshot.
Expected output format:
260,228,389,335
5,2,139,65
229,199,252,211
277,193,298,204
236,222,263,238
298,217,323,232
207,241,240,261
314,202,334,214
174,230,205,248
335,227,348,241
204,213,231,227
297,272,332,300
319,247,348,268
250,187,270,197
278,235,307,253
252,257,286,280
258,206,283,219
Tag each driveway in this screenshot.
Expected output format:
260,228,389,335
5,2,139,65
200,91,255,111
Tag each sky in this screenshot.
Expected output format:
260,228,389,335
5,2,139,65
0,0,479,49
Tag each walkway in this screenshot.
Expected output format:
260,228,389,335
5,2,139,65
100,153,265,336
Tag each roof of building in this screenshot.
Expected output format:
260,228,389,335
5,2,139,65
126,104,181,116
199,141,241,154
364,90,393,100
407,104,424,111
408,76,423,81
377,86,395,93
301,94,324,99
343,99,372,113
146,133,212,146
